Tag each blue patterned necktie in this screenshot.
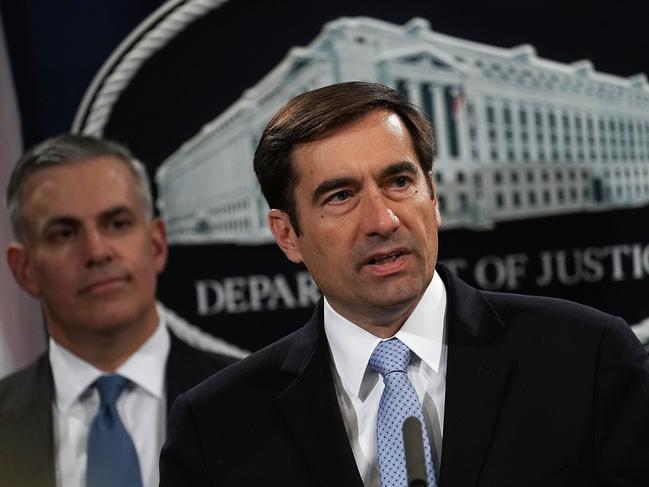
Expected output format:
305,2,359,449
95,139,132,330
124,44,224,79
86,375,143,487
369,338,437,487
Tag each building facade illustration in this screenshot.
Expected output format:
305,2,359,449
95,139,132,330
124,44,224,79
156,16,649,243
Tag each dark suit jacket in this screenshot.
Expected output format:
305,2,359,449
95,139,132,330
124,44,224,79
0,329,236,487
159,266,649,487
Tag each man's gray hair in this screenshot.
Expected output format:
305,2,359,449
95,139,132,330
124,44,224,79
6,133,153,241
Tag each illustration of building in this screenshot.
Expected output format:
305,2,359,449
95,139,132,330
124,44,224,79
156,16,649,243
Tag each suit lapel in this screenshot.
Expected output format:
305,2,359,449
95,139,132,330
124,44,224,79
0,355,57,487
277,302,364,487
164,329,237,413
437,267,516,486
165,330,200,413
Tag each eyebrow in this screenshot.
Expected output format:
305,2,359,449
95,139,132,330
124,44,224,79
377,160,419,180
312,177,357,205
42,205,134,231
100,205,133,222
42,216,80,231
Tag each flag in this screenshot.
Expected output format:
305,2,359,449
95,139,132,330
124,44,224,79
452,87,464,120
0,12,45,379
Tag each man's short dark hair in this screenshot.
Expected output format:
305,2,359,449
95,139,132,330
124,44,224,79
6,133,153,241
253,81,435,235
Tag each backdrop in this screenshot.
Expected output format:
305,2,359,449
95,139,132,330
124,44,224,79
2,0,648,356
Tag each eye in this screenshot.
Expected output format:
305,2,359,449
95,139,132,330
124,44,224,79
114,217,131,227
327,190,352,204
108,215,134,231
46,226,77,243
391,175,412,189
394,176,409,187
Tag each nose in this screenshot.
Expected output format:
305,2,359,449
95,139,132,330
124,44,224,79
359,190,400,238
83,227,113,267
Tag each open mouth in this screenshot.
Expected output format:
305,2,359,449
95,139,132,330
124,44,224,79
367,251,406,266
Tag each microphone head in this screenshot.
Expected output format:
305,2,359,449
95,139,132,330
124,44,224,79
402,416,429,487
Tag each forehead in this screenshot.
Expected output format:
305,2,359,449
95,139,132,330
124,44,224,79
20,156,142,223
291,110,417,182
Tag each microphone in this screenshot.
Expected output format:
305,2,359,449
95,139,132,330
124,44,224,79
402,416,429,487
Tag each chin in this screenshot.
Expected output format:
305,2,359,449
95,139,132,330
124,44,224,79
370,287,423,312
84,304,146,332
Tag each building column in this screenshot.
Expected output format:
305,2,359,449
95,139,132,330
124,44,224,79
577,110,587,163
637,120,646,162
406,79,424,111
494,98,506,163
527,103,539,162
592,113,602,164
511,98,524,163
554,106,565,164
541,105,553,164
569,108,579,163
432,84,448,162
474,95,489,164
629,118,639,162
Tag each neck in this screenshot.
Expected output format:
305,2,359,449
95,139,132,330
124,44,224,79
328,299,419,339
47,309,159,372
362,320,407,339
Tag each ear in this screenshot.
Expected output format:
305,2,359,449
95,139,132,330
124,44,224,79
268,209,303,264
6,242,41,297
149,217,168,274
429,172,442,226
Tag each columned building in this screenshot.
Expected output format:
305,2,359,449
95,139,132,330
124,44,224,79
156,16,649,243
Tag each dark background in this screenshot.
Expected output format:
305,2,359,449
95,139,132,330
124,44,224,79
2,0,648,350
3,0,647,150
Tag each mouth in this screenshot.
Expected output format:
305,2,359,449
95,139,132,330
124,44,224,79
363,249,410,277
365,250,407,266
79,276,130,295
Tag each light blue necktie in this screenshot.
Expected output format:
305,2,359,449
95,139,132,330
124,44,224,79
369,338,437,487
86,375,143,487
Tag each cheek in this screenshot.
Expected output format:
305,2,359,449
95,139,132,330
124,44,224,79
35,266,77,304
299,230,346,274
131,254,160,287
127,236,160,272
32,253,69,285
411,206,439,249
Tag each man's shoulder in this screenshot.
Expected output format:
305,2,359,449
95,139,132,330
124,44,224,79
486,288,612,315
477,288,642,360
440,264,627,342
180,324,307,408
168,330,239,369
441,264,614,323
165,329,242,403
0,354,50,415
483,289,624,332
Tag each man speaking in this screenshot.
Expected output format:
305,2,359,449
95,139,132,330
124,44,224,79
160,82,649,486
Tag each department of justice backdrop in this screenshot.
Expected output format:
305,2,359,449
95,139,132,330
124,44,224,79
2,0,648,357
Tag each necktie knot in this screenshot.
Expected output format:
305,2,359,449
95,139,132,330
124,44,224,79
369,338,411,377
94,374,129,407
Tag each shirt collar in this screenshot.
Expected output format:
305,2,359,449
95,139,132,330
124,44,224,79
49,320,170,412
324,271,446,400
116,321,169,400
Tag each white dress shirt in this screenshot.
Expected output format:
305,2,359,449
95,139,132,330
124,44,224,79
49,322,170,487
324,271,448,487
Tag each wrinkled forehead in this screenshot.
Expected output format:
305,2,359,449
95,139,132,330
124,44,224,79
20,157,142,227
291,110,417,174
293,109,405,150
